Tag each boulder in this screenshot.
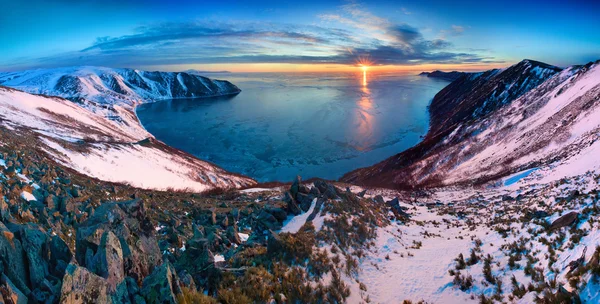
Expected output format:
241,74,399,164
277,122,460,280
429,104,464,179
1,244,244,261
550,212,579,230
77,201,162,285
290,176,301,199
296,193,314,212
387,198,410,218
357,190,367,197
309,186,320,197
0,274,28,304
268,208,288,222
284,192,302,216
313,180,338,199
96,231,125,291
185,237,214,267
18,225,50,287
141,263,181,304
226,226,241,244
256,210,281,231
60,263,111,304
373,195,385,204
0,224,29,294
49,235,72,277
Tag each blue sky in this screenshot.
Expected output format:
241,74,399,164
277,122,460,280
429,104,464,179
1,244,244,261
1,0,599,71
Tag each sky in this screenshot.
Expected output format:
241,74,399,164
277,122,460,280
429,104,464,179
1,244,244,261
1,0,599,72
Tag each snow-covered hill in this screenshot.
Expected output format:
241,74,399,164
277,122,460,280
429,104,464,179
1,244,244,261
0,66,254,191
0,66,240,107
343,59,599,189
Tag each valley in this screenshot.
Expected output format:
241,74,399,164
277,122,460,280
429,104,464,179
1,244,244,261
0,58,599,303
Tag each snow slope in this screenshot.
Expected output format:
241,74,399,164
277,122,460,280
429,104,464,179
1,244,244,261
0,85,254,191
0,66,241,140
343,60,600,189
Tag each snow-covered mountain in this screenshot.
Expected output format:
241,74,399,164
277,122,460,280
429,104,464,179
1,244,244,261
0,67,254,191
0,66,240,107
343,59,600,189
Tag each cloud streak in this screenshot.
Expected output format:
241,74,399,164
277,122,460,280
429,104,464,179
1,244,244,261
3,3,499,70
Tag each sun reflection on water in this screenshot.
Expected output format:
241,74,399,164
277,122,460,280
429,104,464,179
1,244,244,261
353,69,374,151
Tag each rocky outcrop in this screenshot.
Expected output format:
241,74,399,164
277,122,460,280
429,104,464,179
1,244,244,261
59,263,111,304
550,212,579,230
76,199,162,285
141,263,182,304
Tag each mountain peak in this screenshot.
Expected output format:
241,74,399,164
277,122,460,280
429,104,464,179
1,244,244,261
516,59,562,72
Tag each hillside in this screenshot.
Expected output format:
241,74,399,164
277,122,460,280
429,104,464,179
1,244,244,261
0,66,254,192
342,59,598,189
0,67,241,139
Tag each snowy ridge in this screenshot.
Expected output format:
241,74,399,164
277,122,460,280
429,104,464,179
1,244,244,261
0,79,254,191
342,60,600,189
0,66,240,107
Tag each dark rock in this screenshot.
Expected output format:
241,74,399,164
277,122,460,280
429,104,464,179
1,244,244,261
77,200,162,285
357,190,367,197
141,262,182,304
290,176,301,199
284,192,302,216
373,195,385,204
550,212,579,230
59,263,110,304
177,270,196,290
0,224,30,295
266,230,283,255
49,235,72,277
309,186,320,197
0,274,28,304
297,193,315,212
387,198,410,218
230,208,240,222
524,210,549,221
268,208,288,222
257,210,281,231
298,184,310,195
60,197,75,214
96,231,125,291
185,237,214,267
313,180,338,199
226,226,241,244
18,225,50,287
306,198,325,222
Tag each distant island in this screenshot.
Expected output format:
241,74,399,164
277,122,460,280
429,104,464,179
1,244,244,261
419,70,466,81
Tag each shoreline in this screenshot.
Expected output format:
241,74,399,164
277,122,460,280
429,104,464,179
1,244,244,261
133,78,450,185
